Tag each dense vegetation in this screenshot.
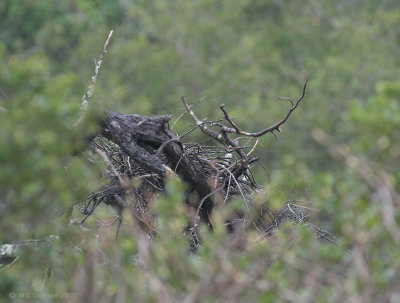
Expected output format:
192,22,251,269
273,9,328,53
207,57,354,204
1,1,400,302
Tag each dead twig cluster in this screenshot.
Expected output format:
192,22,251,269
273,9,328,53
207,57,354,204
71,30,336,250
71,80,315,250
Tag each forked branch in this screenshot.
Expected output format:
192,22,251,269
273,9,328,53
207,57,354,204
215,81,308,138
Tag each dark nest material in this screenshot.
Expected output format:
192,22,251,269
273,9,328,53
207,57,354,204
73,82,340,249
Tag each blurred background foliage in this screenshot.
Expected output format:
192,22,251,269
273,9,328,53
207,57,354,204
1,0,400,302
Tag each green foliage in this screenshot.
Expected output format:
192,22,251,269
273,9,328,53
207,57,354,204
1,0,400,302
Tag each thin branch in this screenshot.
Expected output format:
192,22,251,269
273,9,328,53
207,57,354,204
195,185,224,222
220,104,241,134
171,96,205,131
182,96,225,144
0,256,19,272
80,30,114,110
218,165,248,208
247,139,259,157
277,96,294,107
95,147,123,184
178,119,208,139
213,81,308,138
73,30,114,127
80,196,104,224
221,131,247,159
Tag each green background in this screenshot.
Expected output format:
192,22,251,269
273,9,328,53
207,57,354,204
1,1,400,302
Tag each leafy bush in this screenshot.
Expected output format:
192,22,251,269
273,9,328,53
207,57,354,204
1,1,400,302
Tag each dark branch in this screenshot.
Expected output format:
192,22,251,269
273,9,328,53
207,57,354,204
213,81,308,138
182,96,225,144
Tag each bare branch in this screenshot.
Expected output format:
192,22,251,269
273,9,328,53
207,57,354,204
220,104,242,134
277,97,294,107
171,96,205,131
80,30,114,110
214,81,308,138
95,147,123,184
182,96,225,144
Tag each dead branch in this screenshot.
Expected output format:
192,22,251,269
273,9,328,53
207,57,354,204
75,80,310,245
81,30,114,110
181,96,225,144
74,30,114,127
213,80,307,139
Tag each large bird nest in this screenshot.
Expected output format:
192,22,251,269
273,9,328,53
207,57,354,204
71,82,339,250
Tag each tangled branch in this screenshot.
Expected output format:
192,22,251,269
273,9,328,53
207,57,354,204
70,30,325,250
